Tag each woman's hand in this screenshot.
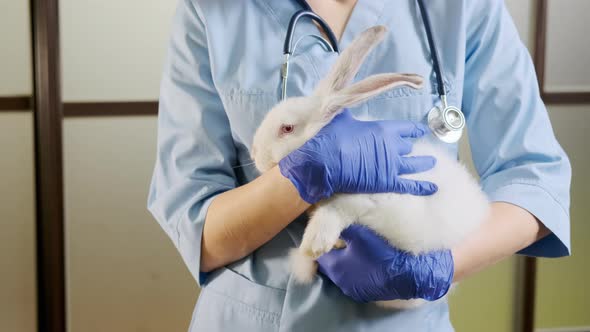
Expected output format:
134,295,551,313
279,110,438,204
317,224,454,302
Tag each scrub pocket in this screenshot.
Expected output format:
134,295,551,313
364,77,457,123
365,92,433,124
189,267,286,332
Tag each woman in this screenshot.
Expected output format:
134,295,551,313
148,0,571,330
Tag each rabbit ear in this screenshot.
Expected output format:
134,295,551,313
314,26,388,96
324,73,424,114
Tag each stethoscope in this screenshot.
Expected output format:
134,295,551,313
282,0,465,143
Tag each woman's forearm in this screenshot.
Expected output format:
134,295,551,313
201,166,310,272
451,202,551,282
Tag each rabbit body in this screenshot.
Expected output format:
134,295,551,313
251,25,490,309
291,140,489,309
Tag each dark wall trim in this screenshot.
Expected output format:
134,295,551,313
535,0,590,105
543,92,590,105
534,0,548,93
520,257,537,332
0,96,33,111
0,98,159,115
63,101,158,117
31,0,67,331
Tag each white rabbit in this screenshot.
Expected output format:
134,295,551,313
251,26,489,309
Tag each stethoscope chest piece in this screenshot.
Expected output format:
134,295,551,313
427,103,465,144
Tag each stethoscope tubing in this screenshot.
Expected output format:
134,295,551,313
284,0,464,142
284,10,340,55
285,0,446,99
290,0,445,97
416,0,446,99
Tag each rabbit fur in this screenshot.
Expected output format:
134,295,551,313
251,26,489,309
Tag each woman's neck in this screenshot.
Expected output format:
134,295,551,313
306,0,358,40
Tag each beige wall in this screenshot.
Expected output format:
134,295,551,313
505,0,535,50
0,1,37,331
58,1,198,331
0,0,32,95
60,0,176,101
63,117,197,332
545,0,590,92
0,113,37,332
535,105,590,329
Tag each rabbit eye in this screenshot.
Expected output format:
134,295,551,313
280,124,295,135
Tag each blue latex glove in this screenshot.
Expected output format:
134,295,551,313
317,225,454,303
278,110,438,204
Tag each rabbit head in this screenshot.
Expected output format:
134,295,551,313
252,25,424,172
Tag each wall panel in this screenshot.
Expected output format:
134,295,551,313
0,0,36,331
534,105,590,329
449,259,517,332
59,0,177,102
544,0,590,92
0,0,32,95
0,113,37,332
59,1,196,330
63,117,197,332
505,0,535,51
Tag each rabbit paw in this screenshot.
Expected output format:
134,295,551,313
300,209,348,259
302,228,341,259
333,239,346,249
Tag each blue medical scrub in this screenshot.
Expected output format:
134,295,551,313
148,0,571,330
